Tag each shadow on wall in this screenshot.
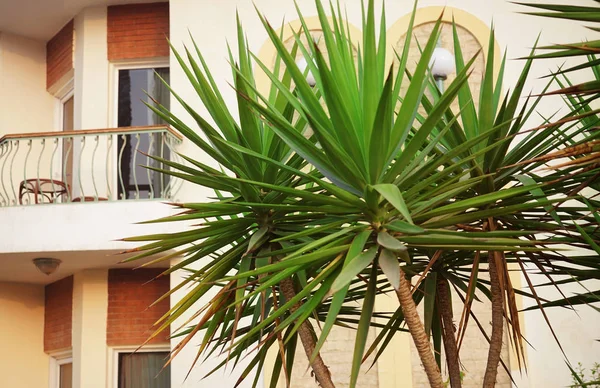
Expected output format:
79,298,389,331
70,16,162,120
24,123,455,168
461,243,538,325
0,281,46,310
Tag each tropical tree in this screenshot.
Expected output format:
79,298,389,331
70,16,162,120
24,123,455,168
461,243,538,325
410,25,600,387
125,0,600,387
517,1,600,186
518,1,600,102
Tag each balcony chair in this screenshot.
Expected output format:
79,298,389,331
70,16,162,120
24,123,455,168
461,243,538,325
18,178,69,204
19,178,108,204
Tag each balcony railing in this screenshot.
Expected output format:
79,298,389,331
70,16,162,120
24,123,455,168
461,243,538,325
0,126,183,206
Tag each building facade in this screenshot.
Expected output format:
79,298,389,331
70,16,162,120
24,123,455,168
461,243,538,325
0,0,598,387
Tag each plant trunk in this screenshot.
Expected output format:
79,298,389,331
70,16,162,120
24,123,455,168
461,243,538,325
437,277,462,388
279,278,335,388
396,269,444,388
483,251,504,387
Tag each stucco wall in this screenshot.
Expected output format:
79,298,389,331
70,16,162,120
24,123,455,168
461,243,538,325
0,282,49,388
0,32,55,137
0,32,57,207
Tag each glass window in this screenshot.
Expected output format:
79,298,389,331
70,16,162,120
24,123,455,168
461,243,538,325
62,95,75,189
62,96,74,131
117,68,169,128
59,362,72,388
117,67,170,199
118,352,170,388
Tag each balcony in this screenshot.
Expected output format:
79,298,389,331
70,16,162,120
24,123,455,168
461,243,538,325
0,125,182,206
0,126,185,276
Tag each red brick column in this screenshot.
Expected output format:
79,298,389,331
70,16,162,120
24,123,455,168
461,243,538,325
44,276,74,352
107,268,170,345
107,3,170,61
46,20,74,90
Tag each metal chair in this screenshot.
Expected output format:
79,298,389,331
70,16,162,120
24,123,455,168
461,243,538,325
18,179,69,204
71,196,108,202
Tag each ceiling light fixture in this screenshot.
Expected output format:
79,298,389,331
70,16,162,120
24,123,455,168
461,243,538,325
33,258,62,276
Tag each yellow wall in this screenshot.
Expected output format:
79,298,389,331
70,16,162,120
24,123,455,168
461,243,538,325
0,282,49,388
0,33,57,206
0,32,55,137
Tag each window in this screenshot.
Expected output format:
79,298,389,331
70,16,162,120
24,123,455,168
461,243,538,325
59,362,73,388
117,67,169,128
116,67,170,199
117,351,170,388
50,351,72,388
62,94,75,189
62,95,75,130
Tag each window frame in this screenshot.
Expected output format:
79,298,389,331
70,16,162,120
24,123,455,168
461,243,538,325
108,58,170,129
51,83,75,187
55,86,75,132
108,59,170,200
108,344,171,388
48,349,73,388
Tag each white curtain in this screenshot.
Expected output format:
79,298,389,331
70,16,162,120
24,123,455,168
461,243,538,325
119,352,170,388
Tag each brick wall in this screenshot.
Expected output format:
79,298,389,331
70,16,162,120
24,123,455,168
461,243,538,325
44,276,73,352
107,268,170,346
280,325,380,388
107,2,169,61
46,20,74,90
409,285,512,387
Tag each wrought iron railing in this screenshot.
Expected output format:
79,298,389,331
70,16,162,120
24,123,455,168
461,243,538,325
0,126,183,206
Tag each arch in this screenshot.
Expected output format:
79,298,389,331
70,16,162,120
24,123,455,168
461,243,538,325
254,16,362,96
386,6,502,78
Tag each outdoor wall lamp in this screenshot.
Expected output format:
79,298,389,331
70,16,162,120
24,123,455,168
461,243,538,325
33,257,62,275
429,47,455,82
296,57,317,87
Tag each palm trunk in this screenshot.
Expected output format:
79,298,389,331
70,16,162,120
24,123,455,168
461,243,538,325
279,278,335,388
482,251,504,387
396,269,444,388
437,277,462,388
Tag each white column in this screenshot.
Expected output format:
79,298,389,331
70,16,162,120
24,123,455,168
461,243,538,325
72,269,108,388
72,6,109,198
73,7,109,131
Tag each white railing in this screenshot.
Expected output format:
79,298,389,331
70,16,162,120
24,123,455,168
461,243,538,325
0,126,183,206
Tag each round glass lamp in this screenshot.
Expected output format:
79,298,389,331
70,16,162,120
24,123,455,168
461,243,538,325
296,57,317,87
429,47,455,81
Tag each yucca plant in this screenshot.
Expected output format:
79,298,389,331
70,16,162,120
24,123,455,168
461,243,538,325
246,4,600,388
517,1,600,173
518,2,600,100
125,0,600,387
241,3,600,387
407,21,600,386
